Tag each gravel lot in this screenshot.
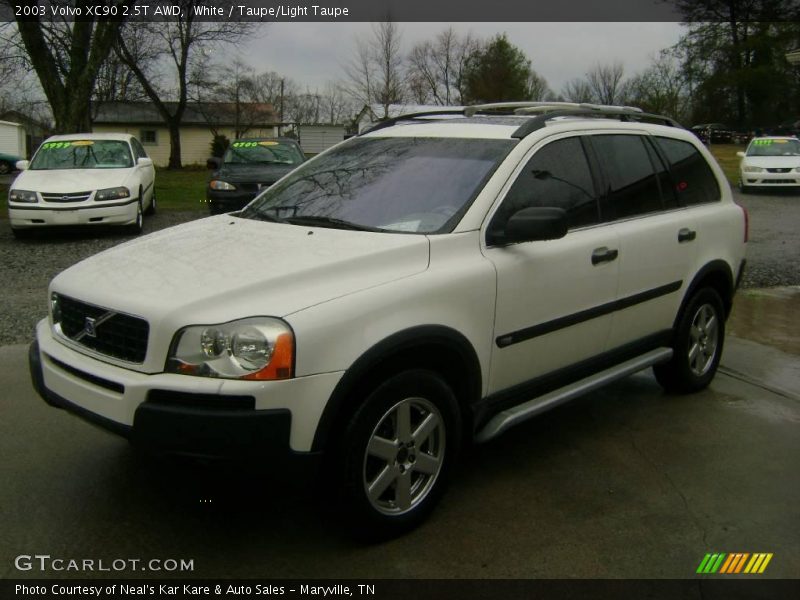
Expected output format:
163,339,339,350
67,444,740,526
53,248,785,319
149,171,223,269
1,188,798,346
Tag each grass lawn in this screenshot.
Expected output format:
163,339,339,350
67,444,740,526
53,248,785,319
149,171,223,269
708,144,746,185
0,167,208,218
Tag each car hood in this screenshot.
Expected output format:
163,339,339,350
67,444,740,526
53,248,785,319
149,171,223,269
742,156,800,168
51,215,430,327
12,168,130,192
213,163,295,183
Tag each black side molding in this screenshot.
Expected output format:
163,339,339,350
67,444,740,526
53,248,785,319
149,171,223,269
496,280,682,348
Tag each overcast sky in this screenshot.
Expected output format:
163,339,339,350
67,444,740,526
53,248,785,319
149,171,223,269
234,22,685,96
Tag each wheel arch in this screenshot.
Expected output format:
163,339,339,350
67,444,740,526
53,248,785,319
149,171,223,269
678,260,735,325
311,325,482,453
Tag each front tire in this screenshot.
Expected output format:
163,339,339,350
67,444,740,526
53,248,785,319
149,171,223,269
654,287,725,393
126,194,144,235
144,188,156,216
338,369,460,539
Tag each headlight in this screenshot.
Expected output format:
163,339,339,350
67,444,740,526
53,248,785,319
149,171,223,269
96,186,130,201
166,317,294,380
209,180,236,191
742,166,763,173
9,189,37,203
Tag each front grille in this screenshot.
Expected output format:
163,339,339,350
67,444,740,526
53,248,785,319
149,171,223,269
41,191,93,203
766,168,791,174
56,294,149,363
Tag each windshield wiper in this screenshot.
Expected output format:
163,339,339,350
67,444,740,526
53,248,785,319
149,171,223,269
283,215,381,232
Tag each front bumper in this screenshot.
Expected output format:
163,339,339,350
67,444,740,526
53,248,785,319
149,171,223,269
741,171,800,187
30,320,341,462
9,198,139,228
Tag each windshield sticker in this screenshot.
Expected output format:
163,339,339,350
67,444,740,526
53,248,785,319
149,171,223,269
258,141,279,146
41,141,95,149
752,139,773,146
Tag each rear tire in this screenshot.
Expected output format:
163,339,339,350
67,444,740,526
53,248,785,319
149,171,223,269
654,287,725,393
337,369,460,540
0,161,11,175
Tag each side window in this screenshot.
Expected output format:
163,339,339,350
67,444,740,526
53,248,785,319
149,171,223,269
131,139,148,159
591,134,663,220
645,138,678,210
491,137,599,234
655,137,721,206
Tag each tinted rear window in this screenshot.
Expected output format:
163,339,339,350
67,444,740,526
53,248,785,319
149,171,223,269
655,137,721,206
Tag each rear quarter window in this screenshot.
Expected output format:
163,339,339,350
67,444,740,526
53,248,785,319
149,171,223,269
655,137,721,206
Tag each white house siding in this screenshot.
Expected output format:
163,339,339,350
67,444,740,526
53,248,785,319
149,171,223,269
297,125,346,154
0,120,26,157
92,125,278,167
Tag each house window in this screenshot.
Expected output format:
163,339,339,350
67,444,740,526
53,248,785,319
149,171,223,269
140,129,157,145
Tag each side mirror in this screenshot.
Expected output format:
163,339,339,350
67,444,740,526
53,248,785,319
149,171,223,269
489,207,568,246
16,160,29,171
207,157,221,170
137,157,153,167
736,151,745,158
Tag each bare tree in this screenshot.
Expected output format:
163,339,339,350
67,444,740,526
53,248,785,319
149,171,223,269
586,61,626,105
343,21,406,117
407,28,479,105
622,51,689,119
9,0,133,132
526,71,553,102
115,1,252,168
561,78,594,103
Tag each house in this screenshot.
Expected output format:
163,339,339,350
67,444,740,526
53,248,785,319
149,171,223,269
296,123,346,154
91,102,280,167
355,103,465,133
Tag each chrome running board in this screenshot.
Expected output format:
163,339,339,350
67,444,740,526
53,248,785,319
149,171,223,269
475,348,674,443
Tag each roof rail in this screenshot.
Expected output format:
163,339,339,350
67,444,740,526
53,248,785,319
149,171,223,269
360,109,465,135
358,103,681,138
510,108,681,139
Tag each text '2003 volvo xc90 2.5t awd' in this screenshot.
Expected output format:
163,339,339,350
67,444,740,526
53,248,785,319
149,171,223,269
30,103,747,538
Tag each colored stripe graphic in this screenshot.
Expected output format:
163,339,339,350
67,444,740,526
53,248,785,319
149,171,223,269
698,553,773,575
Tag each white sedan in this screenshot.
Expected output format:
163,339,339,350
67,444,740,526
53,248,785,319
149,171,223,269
738,136,800,192
7,133,156,238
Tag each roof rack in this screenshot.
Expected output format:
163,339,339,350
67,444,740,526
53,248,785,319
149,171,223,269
360,109,465,135
359,102,681,138
509,108,681,139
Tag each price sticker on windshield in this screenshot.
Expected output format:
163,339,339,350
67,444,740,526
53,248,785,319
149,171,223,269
41,141,94,149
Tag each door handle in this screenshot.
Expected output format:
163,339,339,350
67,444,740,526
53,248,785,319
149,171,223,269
591,247,619,265
678,228,697,243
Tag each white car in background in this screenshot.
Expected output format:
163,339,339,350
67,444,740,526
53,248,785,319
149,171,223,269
737,136,800,192
7,133,156,238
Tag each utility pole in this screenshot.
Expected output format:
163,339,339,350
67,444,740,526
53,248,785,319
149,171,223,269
279,78,285,136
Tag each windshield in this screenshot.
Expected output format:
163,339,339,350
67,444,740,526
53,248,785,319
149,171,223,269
30,140,133,170
239,137,514,234
223,140,304,165
747,138,800,157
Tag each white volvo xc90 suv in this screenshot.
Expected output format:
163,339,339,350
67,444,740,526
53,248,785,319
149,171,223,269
29,103,747,537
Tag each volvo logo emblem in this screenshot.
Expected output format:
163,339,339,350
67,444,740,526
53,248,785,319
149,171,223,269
84,317,97,338
62,195,70,202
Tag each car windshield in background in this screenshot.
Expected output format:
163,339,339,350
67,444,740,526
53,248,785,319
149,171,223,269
239,137,515,234
30,140,133,170
747,138,800,156
223,141,304,165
